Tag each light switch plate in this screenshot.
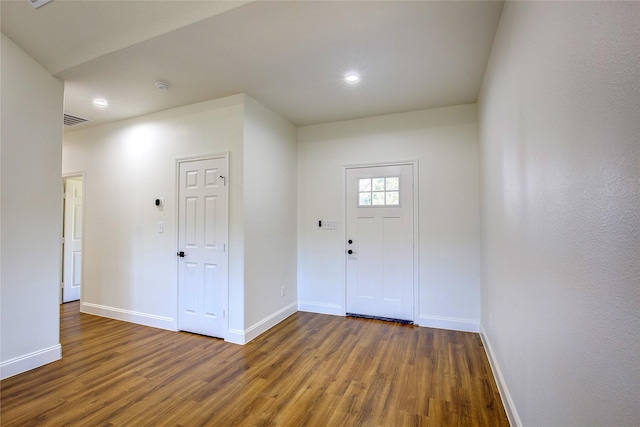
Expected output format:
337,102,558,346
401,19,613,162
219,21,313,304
321,221,338,230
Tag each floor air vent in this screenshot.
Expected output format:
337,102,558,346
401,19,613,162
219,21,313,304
64,114,89,127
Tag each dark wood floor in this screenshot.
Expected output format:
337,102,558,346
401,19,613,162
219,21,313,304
0,302,509,426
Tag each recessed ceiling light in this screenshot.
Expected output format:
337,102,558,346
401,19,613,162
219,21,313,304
92,98,109,108
345,73,361,83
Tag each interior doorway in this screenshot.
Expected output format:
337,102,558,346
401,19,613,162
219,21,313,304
61,174,84,303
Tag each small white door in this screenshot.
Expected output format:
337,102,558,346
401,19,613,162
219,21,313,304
346,164,414,321
177,156,228,338
62,177,83,303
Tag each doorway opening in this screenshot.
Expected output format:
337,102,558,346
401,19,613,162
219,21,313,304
61,174,84,304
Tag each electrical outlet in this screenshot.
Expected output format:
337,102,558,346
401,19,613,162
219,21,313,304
281,286,286,297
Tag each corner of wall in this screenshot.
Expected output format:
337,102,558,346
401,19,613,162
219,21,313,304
240,94,298,341
1,33,64,378
226,302,298,345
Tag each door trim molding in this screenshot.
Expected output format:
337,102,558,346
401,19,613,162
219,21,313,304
342,160,419,323
175,152,230,339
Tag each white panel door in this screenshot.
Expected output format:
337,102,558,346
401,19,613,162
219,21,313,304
62,178,83,303
178,157,228,338
346,164,414,321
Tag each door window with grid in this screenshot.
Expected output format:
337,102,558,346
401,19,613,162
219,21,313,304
358,176,400,206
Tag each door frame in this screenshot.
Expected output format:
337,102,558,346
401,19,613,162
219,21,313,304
342,160,419,323
175,152,230,338
61,171,86,305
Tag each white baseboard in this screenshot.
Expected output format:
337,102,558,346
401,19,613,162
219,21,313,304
226,302,298,345
480,325,522,427
418,314,480,333
81,302,176,331
225,328,245,345
298,301,344,316
0,344,61,380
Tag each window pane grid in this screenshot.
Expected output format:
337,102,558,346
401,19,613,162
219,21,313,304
358,176,400,207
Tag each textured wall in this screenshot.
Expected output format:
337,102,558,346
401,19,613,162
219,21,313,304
1,35,64,378
242,96,298,334
297,104,481,331
63,96,245,332
479,2,639,425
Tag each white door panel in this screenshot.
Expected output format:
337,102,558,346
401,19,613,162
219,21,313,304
346,164,414,321
62,178,83,303
178,157,228,338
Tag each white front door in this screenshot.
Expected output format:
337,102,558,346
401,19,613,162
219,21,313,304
62,177,83,303
177,156,228,338
346,164,415,321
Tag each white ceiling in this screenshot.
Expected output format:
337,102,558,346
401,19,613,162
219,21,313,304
1,0,504,131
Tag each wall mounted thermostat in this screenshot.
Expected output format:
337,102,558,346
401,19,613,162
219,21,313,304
155,198,164,207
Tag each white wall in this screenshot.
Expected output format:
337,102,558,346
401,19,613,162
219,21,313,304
0,34,64,379
297,104,481,331
63,93,297,344
236,96,297,342
63,95,245,333
478,2,640,426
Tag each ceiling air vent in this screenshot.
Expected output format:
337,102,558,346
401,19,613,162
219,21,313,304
29,0,53,9
64,114,89,127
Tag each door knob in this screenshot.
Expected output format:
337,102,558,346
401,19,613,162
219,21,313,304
348,239,353,244
347,249,354,255
177,251,185,257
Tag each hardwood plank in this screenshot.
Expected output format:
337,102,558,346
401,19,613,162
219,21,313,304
0,302,509,426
